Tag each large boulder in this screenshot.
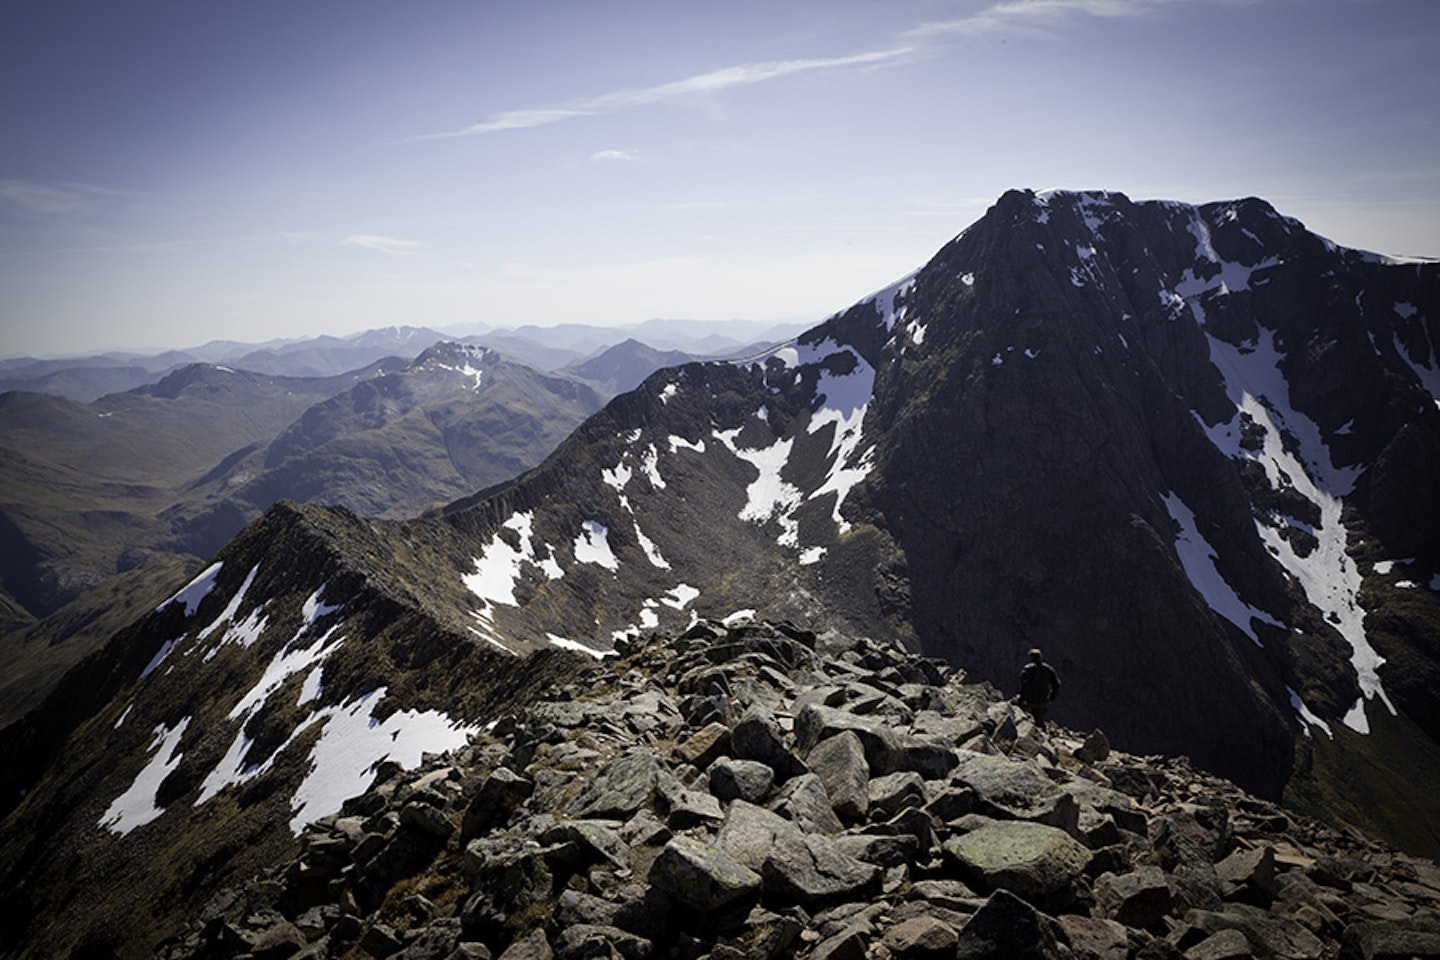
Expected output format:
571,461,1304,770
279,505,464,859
806,732,870,820
648,835,762,913
943,820,1092,902
950,752,1079,832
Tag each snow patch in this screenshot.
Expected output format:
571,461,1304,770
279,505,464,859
287,688,478,833
547,634,612,659
662,584,700,610
660,382,679,404
139,637,183,680
1198,328,1392,732
99,718,191,835
197,565,259,640
1163,492,1284,646
574,520,619,571
1289,688,1333,740
158,562,223,616
668,435,705,454
716,429,803,547
463,512,564,619
302,585,342,626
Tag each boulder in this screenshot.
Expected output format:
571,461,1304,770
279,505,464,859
794,705,902,775
462,769,534,840
1057,915,1132,960
868,771,927,819
708,758,776,804
954,889,1070,960
1095,866,1174,929
760,833,883,905
716,800,805,872
648,835,762,913
942,820,1092,902
806,732,871,820
882,915,960,959
950,752,1079,832
771,773,844,835
732,706,808,782
569,752,670,820
674,722,732,770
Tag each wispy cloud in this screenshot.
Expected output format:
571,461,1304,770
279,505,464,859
907,0,1218,39
342,234,425,255
403,46,914,143
591,149,637,162
0,179,124,216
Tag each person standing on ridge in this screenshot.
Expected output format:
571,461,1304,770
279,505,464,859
1018,647,1060,723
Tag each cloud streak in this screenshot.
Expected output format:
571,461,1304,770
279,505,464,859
402,46,913,143
907,0,1230,39
343,234,425,255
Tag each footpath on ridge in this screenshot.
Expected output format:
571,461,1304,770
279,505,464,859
159,619,1440,960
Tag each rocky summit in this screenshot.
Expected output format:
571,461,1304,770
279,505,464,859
155,619,1440,960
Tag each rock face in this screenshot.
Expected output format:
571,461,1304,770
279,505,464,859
151,620,1440,960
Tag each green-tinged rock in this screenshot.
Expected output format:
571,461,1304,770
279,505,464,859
943,820,1091,901
648,835,762,913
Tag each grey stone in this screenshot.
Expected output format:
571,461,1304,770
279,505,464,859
1056,915,1132,960
401,802,456,841
674,722,731,770
805,732,870,820
648,835,762,913
760,832,882,905
462,768,534,840
708,758,776,804
553,924,652,960
942,820,1092,902
771,773,844,835
497,928,552,960
794,704,903,775
1182,929,1252,960
716,800,804,872
950,752,1079,832
1095,866,1174,928
881,916,959,958
953,889,1069,960
569,752,671,821
732,705,808,782
867,771,927,819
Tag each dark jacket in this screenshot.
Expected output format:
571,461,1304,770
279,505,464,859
1019,661,1060,705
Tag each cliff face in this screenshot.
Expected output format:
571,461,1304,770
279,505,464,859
154,618,1440,960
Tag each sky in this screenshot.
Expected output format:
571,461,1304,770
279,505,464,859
1,0,1437,358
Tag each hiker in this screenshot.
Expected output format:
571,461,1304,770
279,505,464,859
1018,647,1060,723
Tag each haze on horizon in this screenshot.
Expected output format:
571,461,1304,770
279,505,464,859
2,0,1437,359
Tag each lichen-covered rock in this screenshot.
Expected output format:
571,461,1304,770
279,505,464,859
648,835,762,913
943,820,1092,901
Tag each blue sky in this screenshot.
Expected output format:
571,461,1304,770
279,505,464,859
2,0,1436,357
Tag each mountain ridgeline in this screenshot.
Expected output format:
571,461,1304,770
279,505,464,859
0,189,1436,958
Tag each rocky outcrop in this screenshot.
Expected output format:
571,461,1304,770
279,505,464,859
157,619,1440,960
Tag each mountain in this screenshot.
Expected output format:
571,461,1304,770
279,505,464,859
561,338,706,395
170,343,608,551
1,189,1436,957
0,360,402,619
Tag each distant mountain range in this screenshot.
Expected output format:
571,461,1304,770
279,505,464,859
0,319,808,403
0,190,1436,959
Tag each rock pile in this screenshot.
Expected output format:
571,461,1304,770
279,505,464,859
157,620,1440,960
